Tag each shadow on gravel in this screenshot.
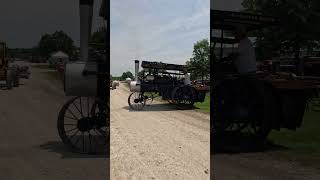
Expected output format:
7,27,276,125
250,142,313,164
38,141,109,159
123,104,197,112
0,83,25,90
212,133,289,154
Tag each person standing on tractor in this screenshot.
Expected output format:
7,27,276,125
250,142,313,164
229,25,257,75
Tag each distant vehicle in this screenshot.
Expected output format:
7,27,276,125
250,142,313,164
0,41,20,89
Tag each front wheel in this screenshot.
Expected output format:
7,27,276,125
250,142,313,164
57,97,108,154
172,86,196,110
144,93,155,106
128,92,146,110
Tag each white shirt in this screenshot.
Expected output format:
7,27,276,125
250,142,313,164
234,37,257,74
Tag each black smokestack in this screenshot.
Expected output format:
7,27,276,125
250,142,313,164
79,0,94,62
135,60,139,81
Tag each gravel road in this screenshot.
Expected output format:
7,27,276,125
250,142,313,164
110,84,210,180
2,61,318,180
0,62,108,180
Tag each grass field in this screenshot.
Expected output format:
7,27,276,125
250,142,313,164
195,94,210,113
112,76,121,81
269,101,320,168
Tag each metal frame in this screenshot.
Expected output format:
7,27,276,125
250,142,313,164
211,10,278,62
57,0,109,154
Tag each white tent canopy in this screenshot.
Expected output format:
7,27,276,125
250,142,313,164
51,51,69,58
48,51,69,66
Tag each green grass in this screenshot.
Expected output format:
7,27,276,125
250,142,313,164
268,102,320,168
112,76,121,81
195,94,210,113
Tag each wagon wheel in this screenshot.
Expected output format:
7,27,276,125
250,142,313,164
90,99,109,140
144,93,154,106
128,92,146,110
213,78,273,140
57,97,108,154
167,99,176,104
172,86,195,110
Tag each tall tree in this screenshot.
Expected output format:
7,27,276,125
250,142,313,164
36,30,76,59
187,39,210,80
90,27,106,51
120,71,134,80
242,0,320,63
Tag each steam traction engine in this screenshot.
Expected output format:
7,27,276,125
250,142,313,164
128,60,209,110
57,0,109,154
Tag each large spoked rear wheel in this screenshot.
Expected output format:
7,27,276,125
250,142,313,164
213,79,273,141
144,93,154,106
172,86,195,110
128,92,146,110
58,96,108,154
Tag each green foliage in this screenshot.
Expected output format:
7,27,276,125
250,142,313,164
90,27,106,50
195,94,210,113
186,39,210,80
36,30,76,59
242,0,320,60
111,76,121,81
120,71,134,80
269,105,320,168
7,48,34,59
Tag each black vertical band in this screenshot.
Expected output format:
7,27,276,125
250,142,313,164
80,0,94,5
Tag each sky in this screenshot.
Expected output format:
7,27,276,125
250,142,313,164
0,0,246,76
110,0,210,76
0,0,103,48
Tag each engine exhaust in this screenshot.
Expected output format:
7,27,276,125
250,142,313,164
79,0,94,62
135,60,139,81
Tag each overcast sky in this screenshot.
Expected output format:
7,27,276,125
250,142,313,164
0,0,103,48
111,0,210,76
0,0,244,76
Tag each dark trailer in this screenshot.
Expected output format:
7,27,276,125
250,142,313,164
128,60,209,110
211,10,320,141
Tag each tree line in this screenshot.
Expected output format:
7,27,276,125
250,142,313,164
116,38,210,81
8,27,106,61
241,0,320,61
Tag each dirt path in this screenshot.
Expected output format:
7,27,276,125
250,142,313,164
0,61,108,180
110,84,210,180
